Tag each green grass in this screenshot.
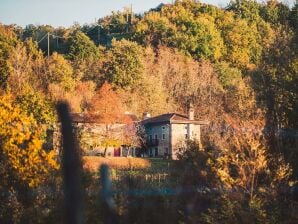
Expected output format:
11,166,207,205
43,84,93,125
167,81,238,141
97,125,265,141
110,158,174,188
83,157,175,188
145,158,172,174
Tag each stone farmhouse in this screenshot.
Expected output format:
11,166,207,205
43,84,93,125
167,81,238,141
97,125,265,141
54,112,139,157
54,105,208,159
141,104,209,159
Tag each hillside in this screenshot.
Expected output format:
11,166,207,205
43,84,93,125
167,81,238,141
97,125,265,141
0,0,297,223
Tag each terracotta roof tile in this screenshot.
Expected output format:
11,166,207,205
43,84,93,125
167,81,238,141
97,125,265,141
70,113,138,124
141,113,209,125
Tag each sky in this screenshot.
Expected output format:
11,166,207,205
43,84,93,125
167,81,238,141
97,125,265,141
0,0,231,28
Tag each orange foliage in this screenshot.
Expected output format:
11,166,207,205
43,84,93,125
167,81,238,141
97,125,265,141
89,81,131,124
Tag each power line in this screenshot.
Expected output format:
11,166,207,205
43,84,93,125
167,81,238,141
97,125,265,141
85,25,99,34
36,32,64,43
35,32,66,57
51,34,64,39
37,33,48,43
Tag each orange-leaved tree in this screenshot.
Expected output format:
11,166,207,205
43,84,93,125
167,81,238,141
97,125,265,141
88,82,132,156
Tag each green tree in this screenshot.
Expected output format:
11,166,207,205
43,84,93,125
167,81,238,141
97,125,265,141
15,89,55,125
98,10,131,34
22,24,56,54
219,17,262,68
227,0,261,23
215,62,242,89
104,39,143,89
0,24,18,89
67,30,100,61
289,1,298,33
134,11,174,47
46,52,75,90
135,3,225,61
170,14,225,61
260,0,290,26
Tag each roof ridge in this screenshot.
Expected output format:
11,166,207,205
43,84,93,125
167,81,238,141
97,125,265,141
169,113,176,122
174,113,188,118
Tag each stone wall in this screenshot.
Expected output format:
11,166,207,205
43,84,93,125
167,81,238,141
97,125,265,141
145,123,170,157
53,122,136,157
171,123,201,159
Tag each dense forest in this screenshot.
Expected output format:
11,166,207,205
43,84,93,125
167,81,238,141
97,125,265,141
0,0,297,223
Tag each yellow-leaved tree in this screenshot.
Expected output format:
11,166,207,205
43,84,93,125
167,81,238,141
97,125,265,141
0,94,59,188
214,81,292,200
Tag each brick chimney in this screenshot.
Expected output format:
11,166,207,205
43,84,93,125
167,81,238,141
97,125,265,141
188,103,194,120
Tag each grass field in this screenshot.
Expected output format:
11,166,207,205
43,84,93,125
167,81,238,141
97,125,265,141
145,158,171,173
83,156,174,187
83,156,151,171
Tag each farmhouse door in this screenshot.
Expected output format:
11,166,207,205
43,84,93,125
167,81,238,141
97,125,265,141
114,147,120,157
155,148,158,157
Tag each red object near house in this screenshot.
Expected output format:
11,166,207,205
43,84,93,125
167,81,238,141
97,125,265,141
114,147,120,157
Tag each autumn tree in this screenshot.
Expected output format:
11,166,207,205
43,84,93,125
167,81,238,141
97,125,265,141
48,81,96,113
0,29,47,94
134,3,225,61
46,52,75,90
88,82,131,156
0,94,59,187
170,140,220,223
165,11,225,61
0,24,18,89
116,46,174,117
15,89,55,125
215,62,243,89
0,94,60,223
216,13,263,68
133,11,174,47
5,39,48,96
153,46,223,118
6,42,33,93
253,27,298,177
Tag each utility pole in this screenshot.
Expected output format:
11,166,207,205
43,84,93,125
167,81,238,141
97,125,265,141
55,32,59,49
97,26,100,45
47,32,50,57
126,8,129,33
131,4,133,23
